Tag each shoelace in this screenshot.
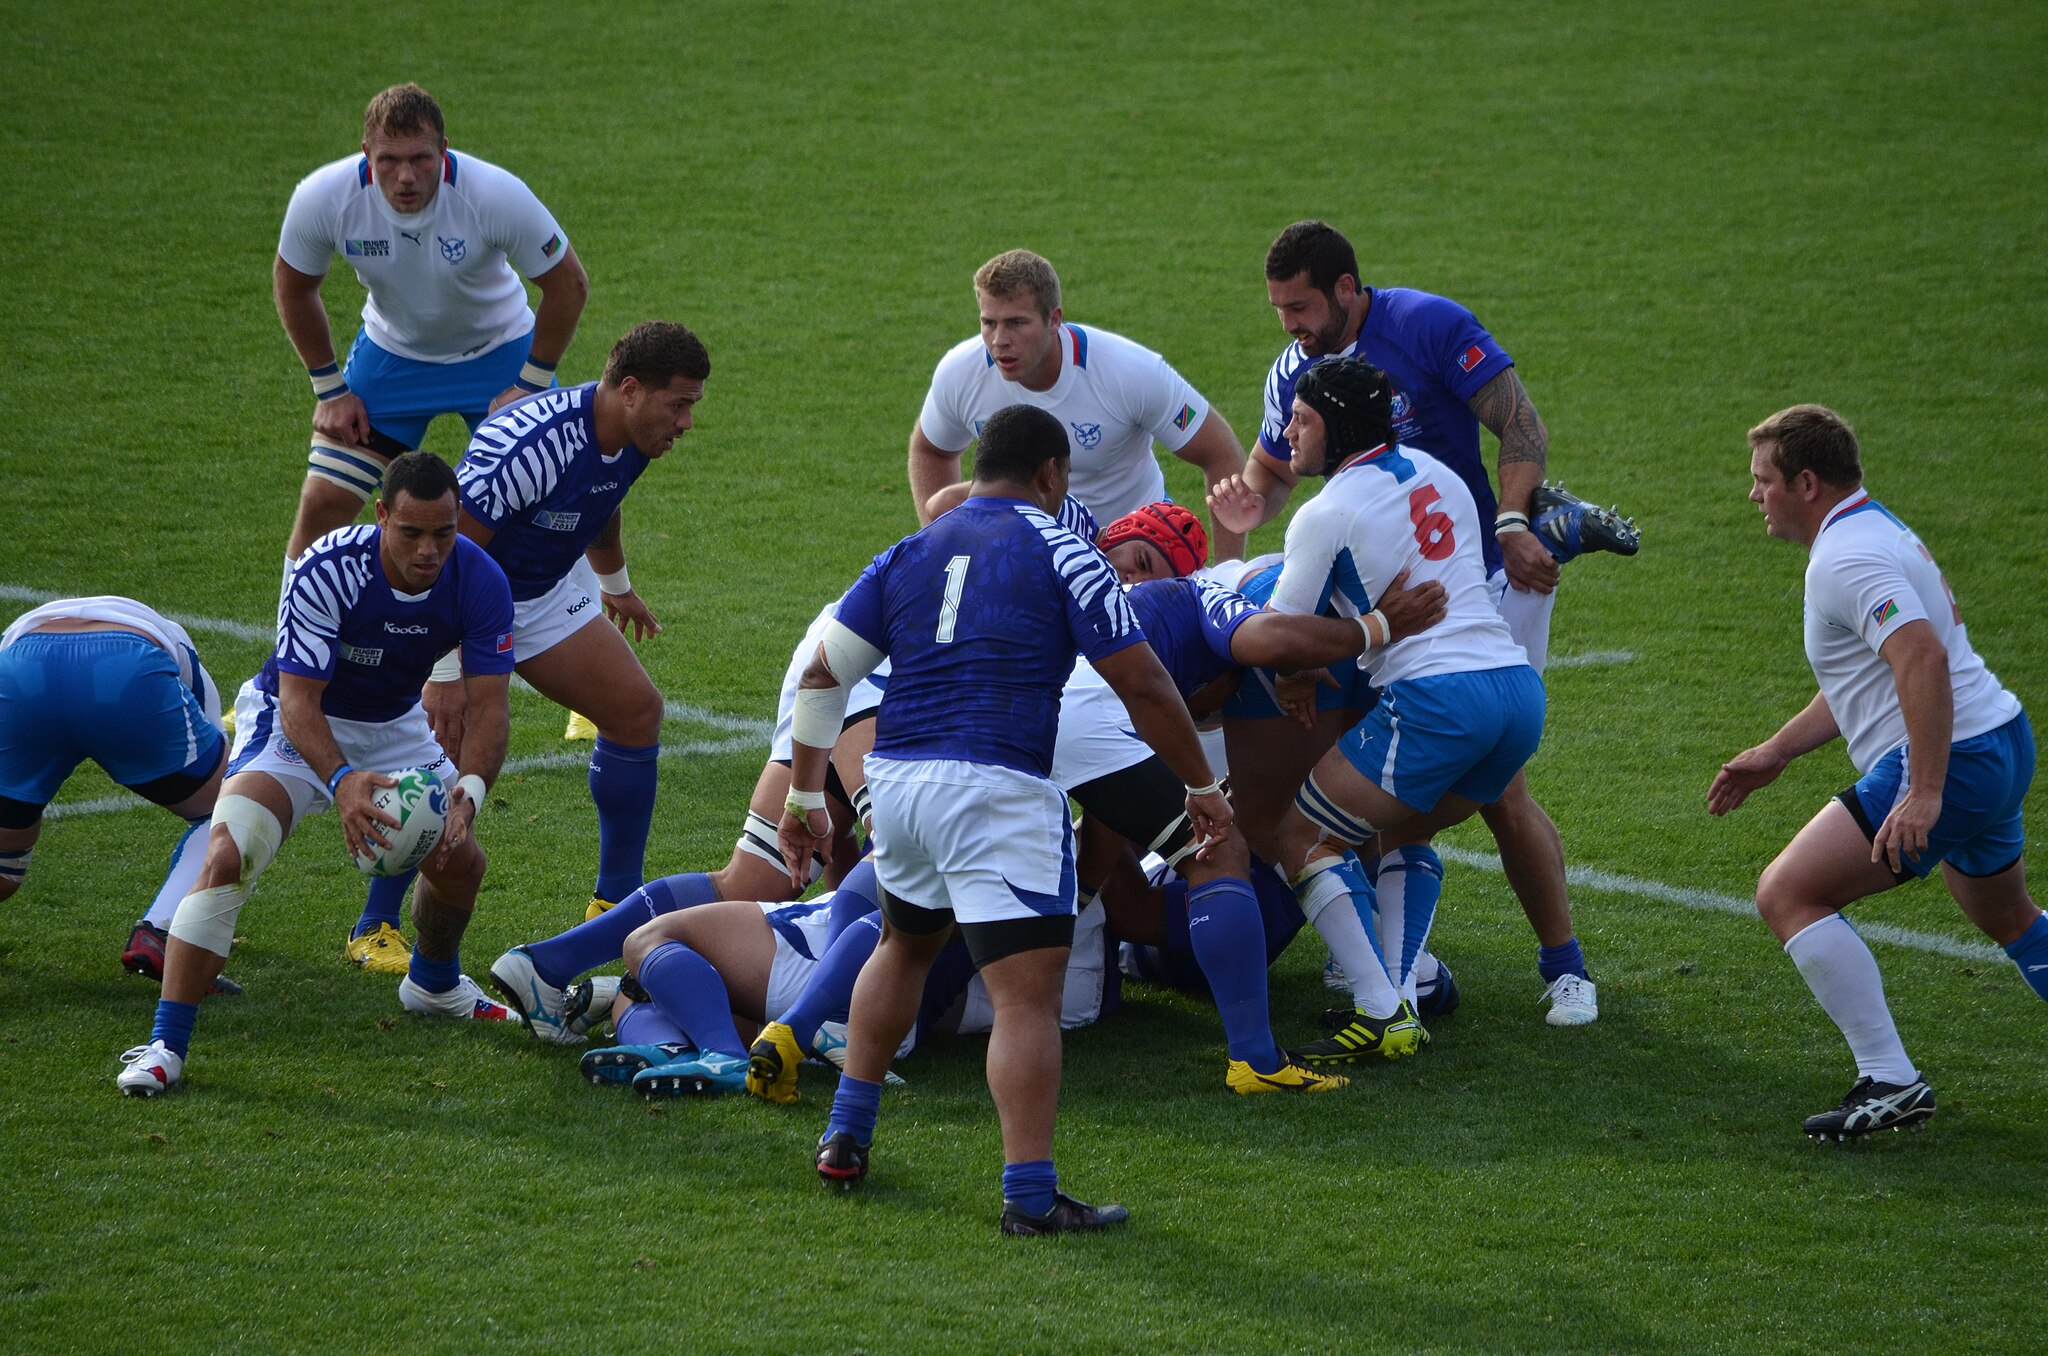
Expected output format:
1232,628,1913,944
119,1044,164,1066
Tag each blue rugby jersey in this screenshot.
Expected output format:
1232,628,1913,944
839,497,1144,776
262,527,516,722
1260,287,1513,572
457,383,650,602
1124,577,1261,697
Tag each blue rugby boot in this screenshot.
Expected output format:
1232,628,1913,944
1532,481,1640,562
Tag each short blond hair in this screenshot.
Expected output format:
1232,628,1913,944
363,83,445,143
974,250,1061,318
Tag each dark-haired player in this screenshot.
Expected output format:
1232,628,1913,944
1212,220,1629,1025
782,403,1229,1235
352,322,710,969
117,453,517,1096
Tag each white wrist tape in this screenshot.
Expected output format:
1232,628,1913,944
1184,778,1224,798
309,362,349,400
429,649,462,683
595,566,631,595
514,357,557,393
456,774,487,807
785,786,828,819
1494,511,1531,536
1359,609,1389,649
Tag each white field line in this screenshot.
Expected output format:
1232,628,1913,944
1436,844,2008,964
1548,649,1637,669
10,584,2005,966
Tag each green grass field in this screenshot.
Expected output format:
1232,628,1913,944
3,2,2045,1351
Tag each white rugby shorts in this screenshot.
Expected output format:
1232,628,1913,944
863,756,1075,926
1050,662,1152,792
226,681,452,829
512,558,604,663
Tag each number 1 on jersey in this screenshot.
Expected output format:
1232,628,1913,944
936,554,971,643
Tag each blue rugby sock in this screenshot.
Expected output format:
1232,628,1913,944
826,1073,884,1147
353,871,415,939
2004,912,2048,1002
1001,1159,1058,1217
825,858,881,943
524,872,718,988
142,818,210,930
778,916,880,1054
615,998,688,1047
1187,877,1283,1072
637,941,747,1057
590,736,659,903
408,952,460,994
1539,937,1587,982
1373,846,1444,993
150,998,198,1059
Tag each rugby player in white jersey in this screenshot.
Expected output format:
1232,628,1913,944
907,250,1252,560
0,597,240,993
1709,405,2043,1140
115,454,519,1097
1260,358,1546,1066
274,84,589,563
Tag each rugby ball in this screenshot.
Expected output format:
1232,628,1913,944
350,767,450,877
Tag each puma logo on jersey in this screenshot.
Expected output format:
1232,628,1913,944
401,229,423,245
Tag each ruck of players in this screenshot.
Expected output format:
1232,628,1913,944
9,80,2040,1240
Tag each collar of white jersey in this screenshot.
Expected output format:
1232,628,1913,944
1819,491,1873,535
1331,442,1394,476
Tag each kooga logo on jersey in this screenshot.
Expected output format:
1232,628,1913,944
384,623,431,635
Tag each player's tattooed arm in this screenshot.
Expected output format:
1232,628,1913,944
1468,368,1549,514
590,508,623,554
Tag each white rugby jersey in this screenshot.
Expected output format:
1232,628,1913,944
918,323,1210,524
1,596,221,725
1804,493,2021,774
1269,443,1524,686
278,150,568,364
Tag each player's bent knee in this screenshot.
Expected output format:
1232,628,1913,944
305,435,387,506
167,798,278,956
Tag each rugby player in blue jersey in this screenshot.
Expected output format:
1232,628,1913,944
341,323,708,963
1211,221,1633,1027
779,405,1229,1235
117,454,518,1096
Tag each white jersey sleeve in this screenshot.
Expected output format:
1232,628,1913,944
277,157,352,276
464,157,569,280
915,338,987,454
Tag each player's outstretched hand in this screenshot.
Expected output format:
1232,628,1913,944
312,391,372,449
776,806,831,892
1706,744,1787,816
1206,476,1266,537
335,769,401,859
1273,668,1334,730
422,679,468,763
1501,528,1560,595
1377,568,1448,643
603,589,663,643
1872,787,1941,873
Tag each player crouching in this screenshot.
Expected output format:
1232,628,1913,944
118,454,518,1096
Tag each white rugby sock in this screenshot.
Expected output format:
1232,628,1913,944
1784,914,1918,1085
142,819,210,929
1295,861,1400,1019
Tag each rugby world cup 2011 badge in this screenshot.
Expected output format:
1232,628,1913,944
439,235,467,263
1071,421,1103,449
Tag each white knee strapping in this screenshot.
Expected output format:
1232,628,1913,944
307,433,385,504
736,810,822,882
1295,774,1377,847
166,795,283,956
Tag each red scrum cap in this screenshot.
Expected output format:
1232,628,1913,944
1098,501,1209,577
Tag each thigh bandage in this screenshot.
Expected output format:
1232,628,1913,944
1295,774,1377,848
307,434,388,503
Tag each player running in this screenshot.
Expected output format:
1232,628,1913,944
1710,405,2042,1140
116,454,518,1097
